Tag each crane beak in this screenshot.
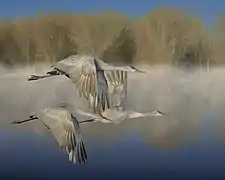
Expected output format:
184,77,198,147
157,111,167,115
28,75,41,81
135,68,147,74
130,66,147,74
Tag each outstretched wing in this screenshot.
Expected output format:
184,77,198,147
39,107,87,165
54,55,110,112
54,55,98,100
104,70,128,109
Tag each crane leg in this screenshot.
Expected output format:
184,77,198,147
28,74,55,81
79,118,95,124
10,116,38,124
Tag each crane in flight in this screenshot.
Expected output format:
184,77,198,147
76,106,165,124
27,54,146,114
10,105,92,165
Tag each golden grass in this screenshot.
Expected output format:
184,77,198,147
0,8,224,68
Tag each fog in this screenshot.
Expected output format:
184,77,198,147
1,64,225,148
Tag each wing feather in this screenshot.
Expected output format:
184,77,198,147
54,55,110,112
40,107,87,165
104,70,128,109
116,71,121,84
54,55,96,100
85,76,91,99
110,71,117,84
106,72,114,85
53,55,128,112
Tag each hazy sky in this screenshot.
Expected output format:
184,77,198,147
1,0,224,26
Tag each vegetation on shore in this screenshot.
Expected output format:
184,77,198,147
0,8,224,68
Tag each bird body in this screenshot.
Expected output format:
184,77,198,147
9,54,169,166
11,106,87,165
28,54,146,113
76,107,164,124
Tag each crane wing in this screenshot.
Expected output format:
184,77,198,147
70,114,87,164
54,55,111,112
105,70,127,109
54,55,98,100
39,107,87,164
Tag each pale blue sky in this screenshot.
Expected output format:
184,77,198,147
1,0,224,27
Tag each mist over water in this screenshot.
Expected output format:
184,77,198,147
1,64,225,179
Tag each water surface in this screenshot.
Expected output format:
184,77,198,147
1,65,225,179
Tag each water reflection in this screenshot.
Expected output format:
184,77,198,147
1,65,225,179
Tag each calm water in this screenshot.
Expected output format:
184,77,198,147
1,65,225,179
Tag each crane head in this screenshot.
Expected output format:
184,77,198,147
29,115,38,119
28,75,40,81
60,103,68,108
152,110,165,116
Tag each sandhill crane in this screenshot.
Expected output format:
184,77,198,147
76,106,165,124
28,54,145,113
10,105,90,165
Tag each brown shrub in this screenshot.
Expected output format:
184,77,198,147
0,8,222,68
133,8,214,67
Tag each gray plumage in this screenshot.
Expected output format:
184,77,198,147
28,54,145,113
11,106,87,165
76,106,165,124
